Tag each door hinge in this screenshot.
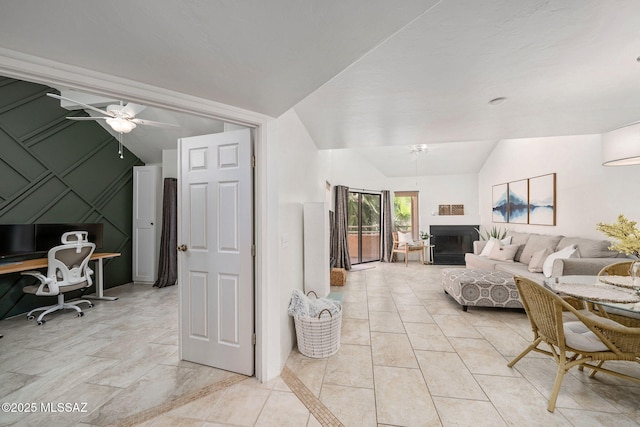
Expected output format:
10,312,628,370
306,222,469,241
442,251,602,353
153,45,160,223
251,155,256,168
251,244,256,257
252,333,256,345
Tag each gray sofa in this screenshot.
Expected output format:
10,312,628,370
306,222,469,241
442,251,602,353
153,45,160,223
464,232,625,283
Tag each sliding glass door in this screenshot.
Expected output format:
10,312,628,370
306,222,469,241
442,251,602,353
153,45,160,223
348,191,381,265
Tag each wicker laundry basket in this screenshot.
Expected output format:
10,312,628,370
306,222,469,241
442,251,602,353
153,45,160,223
294,307,342,358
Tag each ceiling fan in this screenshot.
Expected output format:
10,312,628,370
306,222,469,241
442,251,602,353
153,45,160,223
47,93,179,134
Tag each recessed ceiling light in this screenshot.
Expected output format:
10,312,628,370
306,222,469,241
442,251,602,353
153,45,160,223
636,56,640,62
488,97,507,105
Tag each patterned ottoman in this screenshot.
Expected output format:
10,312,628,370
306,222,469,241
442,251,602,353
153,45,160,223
441,269,523,311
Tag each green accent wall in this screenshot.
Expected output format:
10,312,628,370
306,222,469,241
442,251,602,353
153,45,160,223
0,76,143,319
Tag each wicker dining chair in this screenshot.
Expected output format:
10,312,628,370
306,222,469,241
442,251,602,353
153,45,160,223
597,260,635,277
508,276,640,412
593,260,640,327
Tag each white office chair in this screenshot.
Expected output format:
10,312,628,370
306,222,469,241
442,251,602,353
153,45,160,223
22,231,95,325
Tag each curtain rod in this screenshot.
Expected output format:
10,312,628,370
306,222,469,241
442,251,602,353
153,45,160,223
348,188,383,194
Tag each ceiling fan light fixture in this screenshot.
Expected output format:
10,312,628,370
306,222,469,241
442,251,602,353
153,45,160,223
602,122,640,166
106,117,136,133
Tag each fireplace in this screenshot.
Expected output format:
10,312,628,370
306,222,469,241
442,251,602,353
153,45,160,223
430,225,479,265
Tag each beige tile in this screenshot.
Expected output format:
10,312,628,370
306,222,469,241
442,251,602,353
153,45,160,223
320,384,376,427
206,384,271,425
432,396,507,427
167,388,226,420
448,337,518,377
404,322,454,352
340,318,370,345
475,325,543,359
371,332,418,368
368,311,404,333
415,350,487,400
557,407,638,427
397,304,434,323
341,301,369,319
392,293,422,306
432,314,483,338
255,390,310,427
324,344,373,389
367,296,397,312
148,414,203,426
475,375,571,426
511,357,620,412
285,350,328,397
373,365,439,426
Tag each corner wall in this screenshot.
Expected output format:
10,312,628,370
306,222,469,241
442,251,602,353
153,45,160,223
478,134,640,239
276,109,330,370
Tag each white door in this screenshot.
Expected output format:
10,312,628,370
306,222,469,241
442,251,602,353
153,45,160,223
133,165,160,283
178,129,254,375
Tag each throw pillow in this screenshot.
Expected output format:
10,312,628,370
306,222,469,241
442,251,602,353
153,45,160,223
397,231,414,247
479,236,512,257
542,245,578,278
528,248,551,273
488,243,519,262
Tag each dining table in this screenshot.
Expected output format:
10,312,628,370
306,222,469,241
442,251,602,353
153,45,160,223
544,275,640,317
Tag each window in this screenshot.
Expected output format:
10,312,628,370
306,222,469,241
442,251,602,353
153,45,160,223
394,191,419,241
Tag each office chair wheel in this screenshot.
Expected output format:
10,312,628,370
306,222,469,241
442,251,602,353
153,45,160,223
37,320,45,326
27,315,35,320
88,303,94,308
77,312,84,317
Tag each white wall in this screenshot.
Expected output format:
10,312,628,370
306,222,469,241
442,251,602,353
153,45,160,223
479,134,640,239
162,149,177,179
330,150,481,231
276,109,330,370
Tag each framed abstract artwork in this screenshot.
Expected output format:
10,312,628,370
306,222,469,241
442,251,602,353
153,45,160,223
508,179,529,224
529,173,556,225
492,183,508,223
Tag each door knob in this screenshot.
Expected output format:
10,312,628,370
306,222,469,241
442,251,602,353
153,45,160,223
177,244,188,252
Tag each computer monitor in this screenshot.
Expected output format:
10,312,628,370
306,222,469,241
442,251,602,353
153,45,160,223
35,223,104,251
0,224,36,259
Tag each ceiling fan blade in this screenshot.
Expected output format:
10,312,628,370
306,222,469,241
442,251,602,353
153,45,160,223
120,103,147,117
47,93,115,117
66,116,109,121
131,118,180,129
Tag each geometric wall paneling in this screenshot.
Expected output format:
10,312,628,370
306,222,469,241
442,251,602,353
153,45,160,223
0,76,143,319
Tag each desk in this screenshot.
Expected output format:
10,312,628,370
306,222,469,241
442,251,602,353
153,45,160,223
545,275,640,315
0,252,121,301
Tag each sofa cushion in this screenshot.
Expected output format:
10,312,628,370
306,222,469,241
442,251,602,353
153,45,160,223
464,253,499,270
557,237,619,258
519,234,563,265
480,236,512,257
543,245,579,277
528,247,551,273
495,262,543,282
507,232,531,262
489,244,519,262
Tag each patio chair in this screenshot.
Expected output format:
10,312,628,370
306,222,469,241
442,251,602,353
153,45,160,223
508,276,640,412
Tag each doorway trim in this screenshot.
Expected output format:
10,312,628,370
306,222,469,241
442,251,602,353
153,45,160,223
0,47,276,381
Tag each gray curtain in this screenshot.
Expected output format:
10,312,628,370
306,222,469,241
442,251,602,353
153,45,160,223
332,185,351,270
154,178,178,288
380,190,393,262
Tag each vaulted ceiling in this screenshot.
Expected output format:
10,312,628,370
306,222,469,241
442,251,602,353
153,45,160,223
1,0,639,174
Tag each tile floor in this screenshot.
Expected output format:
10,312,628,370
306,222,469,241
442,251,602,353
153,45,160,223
1,262,639,426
